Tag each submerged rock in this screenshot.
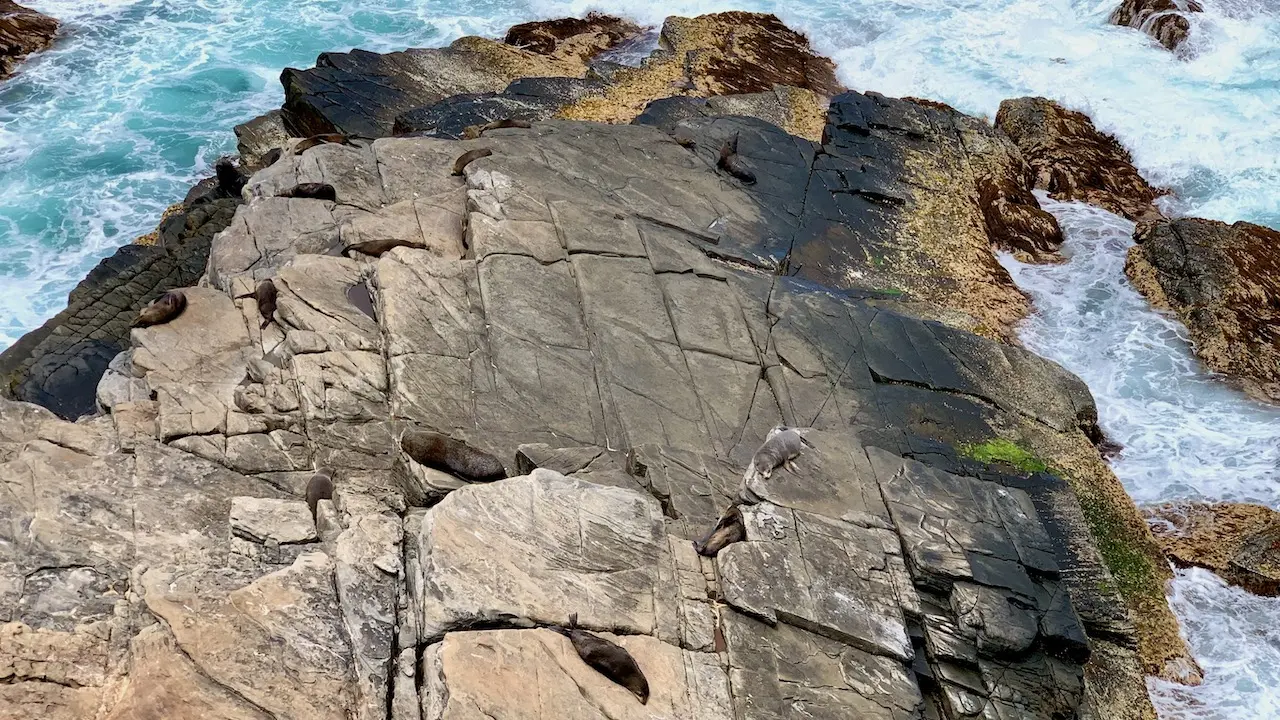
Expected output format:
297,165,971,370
1147,502,1280,596
996,96,1164,222
0,1,58,80
1125,217,1280,402
1109,0,1202,52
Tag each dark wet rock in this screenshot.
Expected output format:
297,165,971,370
0,0,58,80
502,13,642,58
1147,501,1280,596
996,96,1164,222
1125,217,1280,402
1109,0,1203,51
0,198,240,419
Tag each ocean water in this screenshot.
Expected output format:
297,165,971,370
2,0,1278,717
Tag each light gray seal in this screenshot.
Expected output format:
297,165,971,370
551,613,650,704
746,425,813,480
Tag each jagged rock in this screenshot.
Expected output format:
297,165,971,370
503,13,642,59
407,470,666,638
229,497,317,544
0,197,239,420
234,109,292,168
1109,0,1202,51
1147,502,1280,596
996,96,1164,222
1125,217,1280,402
0,1,58,80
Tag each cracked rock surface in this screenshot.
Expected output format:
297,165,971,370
0,17,1175,720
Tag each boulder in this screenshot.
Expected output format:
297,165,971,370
996,96,1164,222
0,1,57,80
1125,217,1280,402
502,13,642,59
1109,0,1203,51
1147,502,1280,596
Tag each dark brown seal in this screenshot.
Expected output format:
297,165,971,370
451,148,493,176
214,156,246,197
717,137,756,185
279,183,337,202
305,468,334,522
236,279,278,330
552,613,650,704
401,430,506,482
293,133,357,155
461,117,533,140
260,147,283,168
693,504,744,557
132,290,187,327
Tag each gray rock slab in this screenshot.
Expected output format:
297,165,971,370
229,497,318,544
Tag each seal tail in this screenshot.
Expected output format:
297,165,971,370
568,612,579,630
260,317,272,331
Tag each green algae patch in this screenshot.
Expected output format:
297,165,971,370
961,438,1050,474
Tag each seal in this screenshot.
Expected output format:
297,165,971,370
293,133,358,155
305,468,334,522
400,430,506,482
214,156,246,197
745,425,813,481
461,117,533,140
236,279,278,330
551,613,650,704
451,148,493,176
279,183,337,202
693,504,745,557
132,289,187,328
717,136,756,185
260,147,283,168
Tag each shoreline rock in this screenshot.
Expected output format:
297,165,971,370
0,0,58,80
1108,0,1202,52
1147,502,1280,596
996,96,1165,223
0,12,1199,719
1125,217,1280,403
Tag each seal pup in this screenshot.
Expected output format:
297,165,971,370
693,504,745,557
214,156,246,197
278,183,337,202
552,613,650,704
461,117,533,140
745,425,814,481
451,148,493,176
235,279,278,330
292,133,358,155
400,430,506,482
132,290,187,327
717,136,756,185
305,468,334,523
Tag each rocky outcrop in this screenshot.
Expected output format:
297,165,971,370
1124,217,1280,402
0,103,1176,719
0,196,241,420
996,97,1164,222
1147,502,1280,596
0,1,57,80
1109,0,1202,51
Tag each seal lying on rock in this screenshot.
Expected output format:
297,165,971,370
132,290,187,327
451,148,493,175
746,426,813,481
278,183,337,202
400,430,506,482
462,117,532,140
717,136,756,185
305,468,334,523
235,279,278,330
694,504,745,557
293,133,358,155
552,613,650,704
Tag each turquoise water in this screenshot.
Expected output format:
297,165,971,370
3,1,1279,717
